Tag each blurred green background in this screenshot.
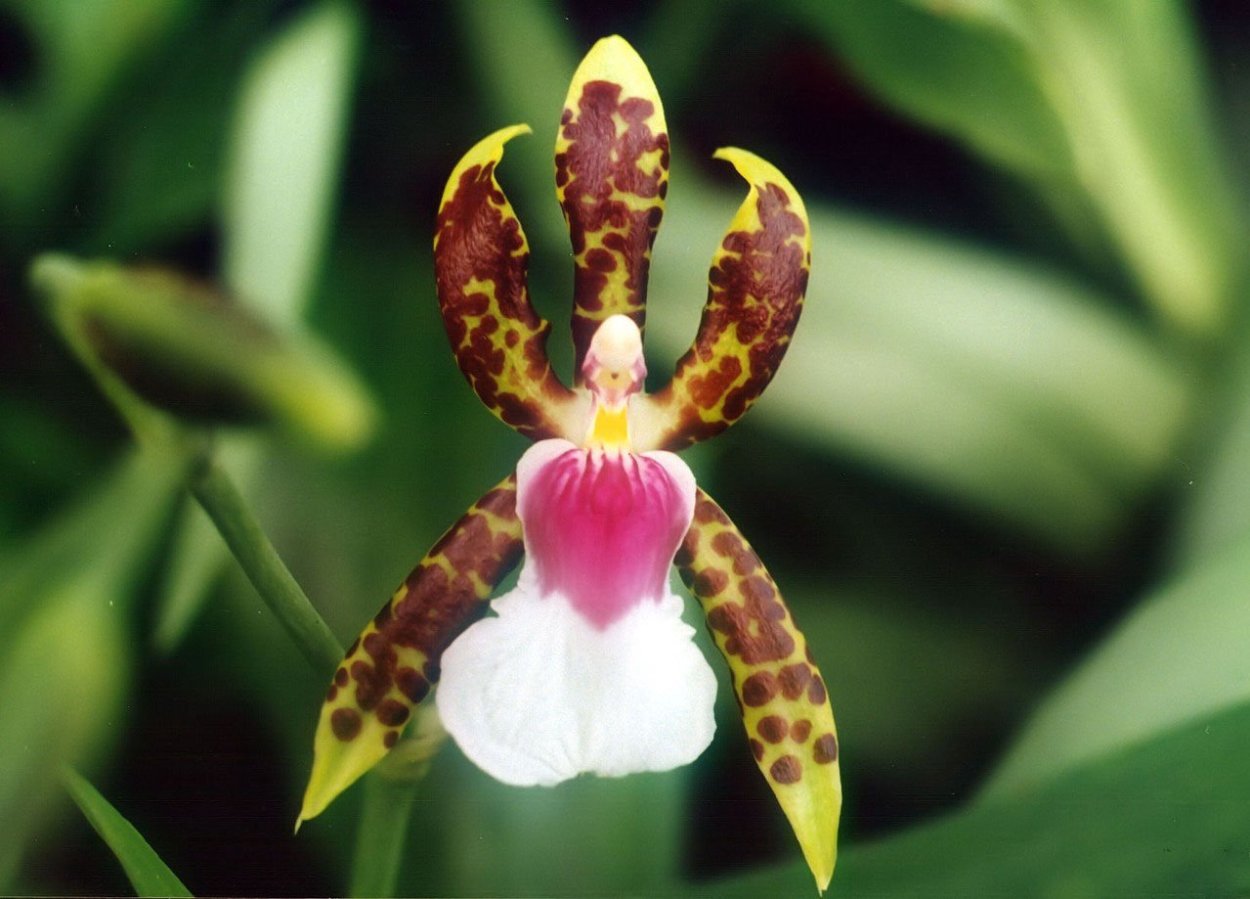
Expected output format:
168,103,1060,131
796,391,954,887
3,0,1250,895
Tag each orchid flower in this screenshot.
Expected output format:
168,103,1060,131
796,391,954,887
298,36,841,891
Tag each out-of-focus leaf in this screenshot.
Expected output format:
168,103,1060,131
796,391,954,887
31,255,376,451
1173,348,1250,567
980,529,1250,800
63,769,192,899
0,0,189,225
0,448,187,890
459,1,1192,552
688,700,1250,897
0,448,186,638
222,0,360,327
89,3,279,254
787,0,1071,182
156,0,362,653
0,578,131,890
783,0,1248,336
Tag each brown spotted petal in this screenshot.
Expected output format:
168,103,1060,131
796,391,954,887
435,125,584,442
298,476,524,825
555,35,669,380
634,149,811,452
675,488,840,893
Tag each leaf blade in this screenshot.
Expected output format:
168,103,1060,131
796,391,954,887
63,768,192,899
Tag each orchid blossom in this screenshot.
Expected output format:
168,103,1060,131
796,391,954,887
299,36,841,891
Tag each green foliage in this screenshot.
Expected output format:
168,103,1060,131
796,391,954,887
785,0,1248,336
3,0,1250,895
690,702,1250,897
63,769,192,898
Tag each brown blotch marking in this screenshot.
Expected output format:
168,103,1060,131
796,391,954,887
691,567,728,597
705,571,795,664
383,731,399,749
395,667,430,704
808,674,827,705
687,355,743,411
331,708,362,742
350,660,387,712
558,79,669,375
325,686,338,703
434,160,571,440
656,180,809,450
694,497,731,526
790,719,812,743
749,738,765,762
778,663,812,700
373,603,392,629
770,754,802,785
389,488,522,664
329,481,522,729
757,714,788,744
813,733,838,765
376,698,411,728
741,670,778,707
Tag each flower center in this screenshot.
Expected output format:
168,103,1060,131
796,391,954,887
582,314,645,451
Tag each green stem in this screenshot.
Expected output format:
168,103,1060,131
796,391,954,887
190,455,343,673
348,773,419,898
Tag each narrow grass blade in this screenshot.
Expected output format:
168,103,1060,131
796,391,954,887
63,768,192,898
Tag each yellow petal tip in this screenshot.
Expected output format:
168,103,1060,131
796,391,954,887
438,123,532,212
579,34,650,83
712,146,811,249
713,147,803,206
566,35,666,135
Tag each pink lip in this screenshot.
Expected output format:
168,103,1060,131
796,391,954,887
520,448,690,629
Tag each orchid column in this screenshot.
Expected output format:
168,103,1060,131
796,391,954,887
299,35,841,892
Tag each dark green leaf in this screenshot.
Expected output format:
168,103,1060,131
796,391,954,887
63,768,192,898
688,700,1250,896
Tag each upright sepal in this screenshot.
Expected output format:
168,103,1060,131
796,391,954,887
636,149,810,451
555,35,669,377
675,489,840,894
435,126,582,441
298,477,524,825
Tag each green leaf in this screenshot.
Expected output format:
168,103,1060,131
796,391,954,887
88,3,278,254
222,0,361,326
981,529,1250,800
1172,347,1250,567
689,700,1250,896
785,0,1072,182
0,448,188,889
63,769,192,899
0,0,189,226
784,0,1249,336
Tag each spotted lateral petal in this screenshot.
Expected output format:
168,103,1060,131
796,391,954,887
298,477,523,825
555,35,669,380
675,488,840,894
635,149,810,452
435,125,583,441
